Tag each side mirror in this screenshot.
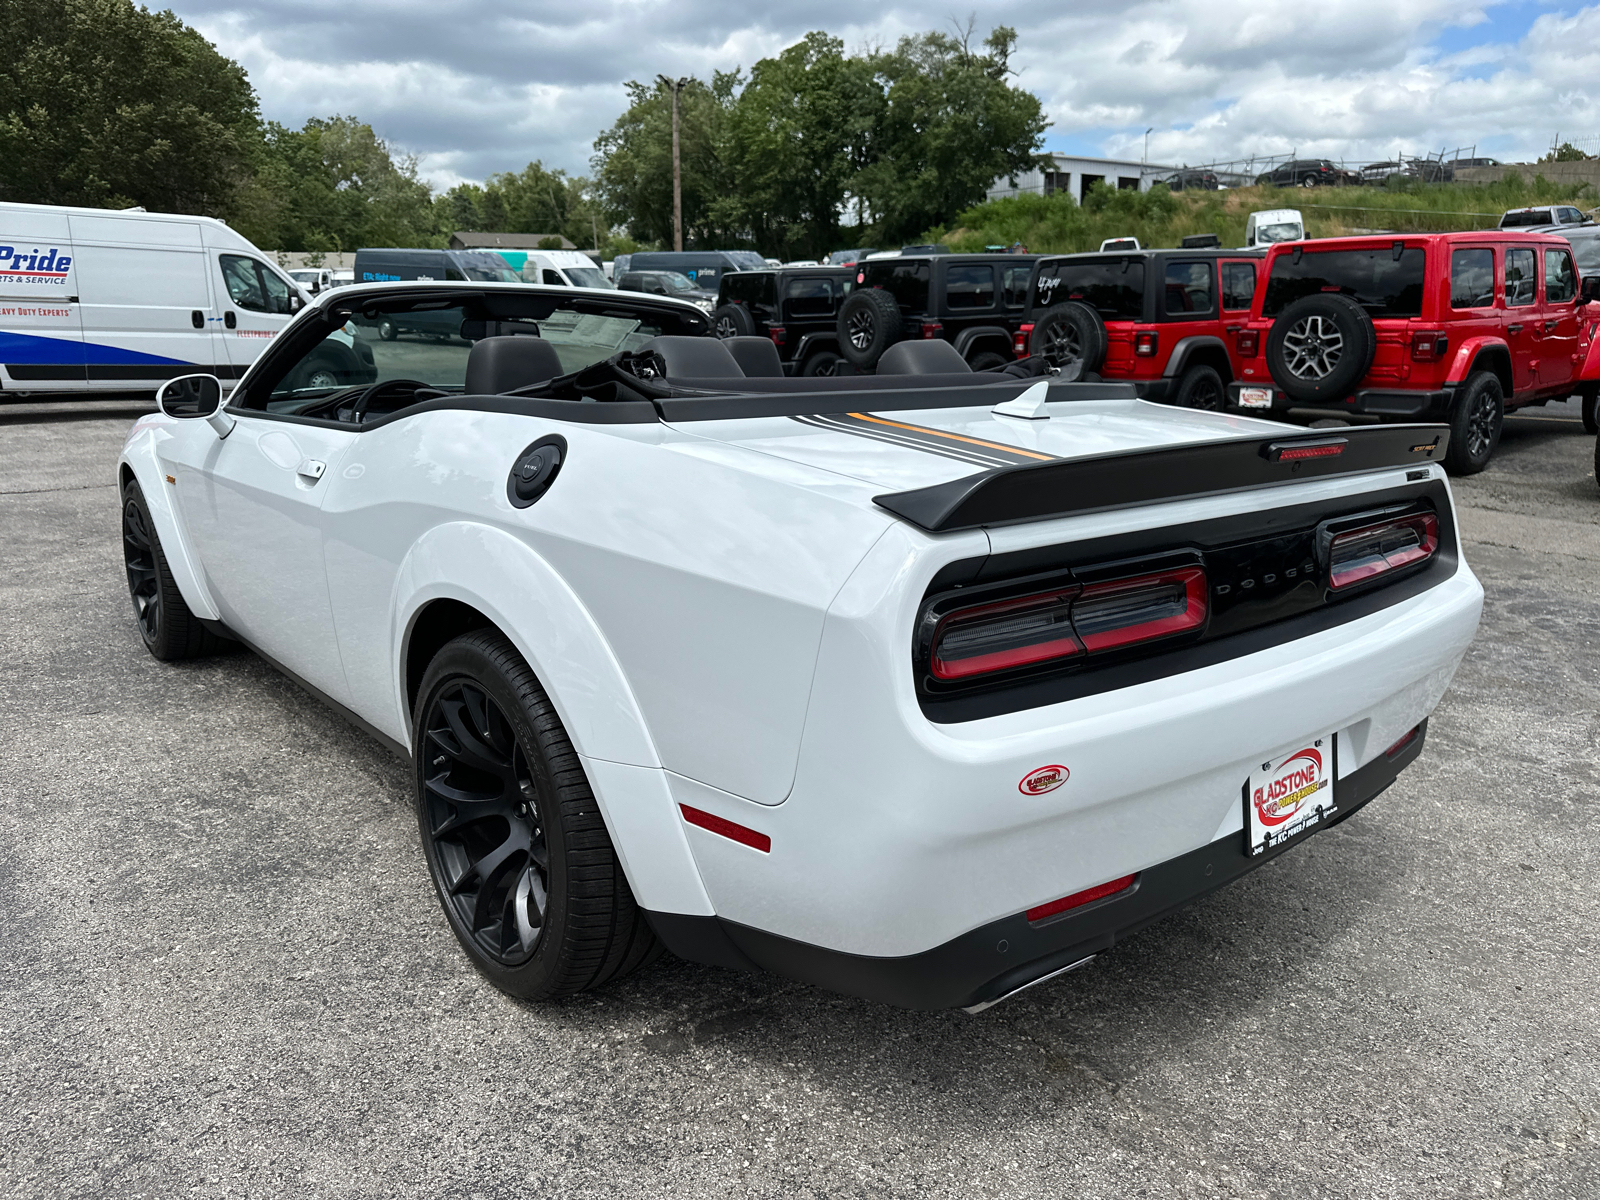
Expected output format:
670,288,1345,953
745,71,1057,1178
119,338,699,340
1581,276,1600,305
290,293,305,313
156,374,234,438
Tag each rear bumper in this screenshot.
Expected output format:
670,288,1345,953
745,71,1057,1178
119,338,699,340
649,722,1426,1010
1228,381,1455,419
1127,378,1173,403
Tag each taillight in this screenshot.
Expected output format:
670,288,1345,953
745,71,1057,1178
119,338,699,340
1027,874,1138,922
1135,331,1159,357
1410,331,1447,361
1237,329,1260,357
1073,566,1208,652
768,324,786,347
1014,323,1033,358
921,320,943,340
928,565,1208,681
931,587,1083,680
1386,726,1419,757
1326,512,1438,591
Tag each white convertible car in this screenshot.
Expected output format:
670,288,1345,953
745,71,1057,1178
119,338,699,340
119,281,1483,1011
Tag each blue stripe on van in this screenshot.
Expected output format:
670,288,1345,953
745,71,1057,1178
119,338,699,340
0,331,190,366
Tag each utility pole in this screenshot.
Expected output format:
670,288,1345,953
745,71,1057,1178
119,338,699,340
1143,127,1153,164
657,74,688,252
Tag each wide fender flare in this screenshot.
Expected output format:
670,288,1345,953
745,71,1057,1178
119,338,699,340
392,521,713,917
951,324,1012,358
1162,335,1232,380
1444,335,1510,387
117,420,220,621
1577,320,1600,381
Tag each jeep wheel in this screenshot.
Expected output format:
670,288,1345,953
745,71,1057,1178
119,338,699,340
1173,364,1225,410
801,350,843,376
415,631,662,1000
1445,371,1503,475
1265,294,1375,405
836,289,905,370
377,318,398,341
968,351,1009,372
711,304,755,340
1581,385,1599,435
1029,302,1106,381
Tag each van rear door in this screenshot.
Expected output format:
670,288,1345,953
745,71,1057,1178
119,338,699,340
70,213,223,390
0,205,85,393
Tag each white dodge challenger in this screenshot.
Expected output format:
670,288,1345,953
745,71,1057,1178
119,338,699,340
118,281,1483,1011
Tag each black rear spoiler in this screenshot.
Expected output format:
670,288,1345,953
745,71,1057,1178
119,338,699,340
872,424,1450,532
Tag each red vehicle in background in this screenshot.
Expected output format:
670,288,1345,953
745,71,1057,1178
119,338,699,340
1225,232,1600,473
1020,249,1265,410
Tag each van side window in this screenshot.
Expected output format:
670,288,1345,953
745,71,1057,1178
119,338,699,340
543,270,567,286
1544,249,1576,303
220,255,293,314
1504,248,1536,307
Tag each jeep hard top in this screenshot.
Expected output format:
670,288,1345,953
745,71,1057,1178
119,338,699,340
712,266,857,376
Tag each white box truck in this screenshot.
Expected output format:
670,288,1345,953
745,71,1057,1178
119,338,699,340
0,201,306,399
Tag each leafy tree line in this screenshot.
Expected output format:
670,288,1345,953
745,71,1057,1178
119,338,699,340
0,0,1048,256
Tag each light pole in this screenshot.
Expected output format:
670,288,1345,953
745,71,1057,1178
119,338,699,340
657,74,688,252
1143,127,1153,165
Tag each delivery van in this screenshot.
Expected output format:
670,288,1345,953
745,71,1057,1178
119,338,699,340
0,200,308,398
453,245,612,289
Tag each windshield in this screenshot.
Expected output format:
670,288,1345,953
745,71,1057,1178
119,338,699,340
659,272,700,292
461,265,522,282
1034,259,1145,320
289,270,318,283
1264,247,1426,318
565,267,613,289
1256,223,1302,244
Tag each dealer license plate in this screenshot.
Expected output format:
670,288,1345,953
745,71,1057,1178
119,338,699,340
1236,386,1274,409
1245,734,1337,856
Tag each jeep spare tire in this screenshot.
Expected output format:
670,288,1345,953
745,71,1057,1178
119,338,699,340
837,288,905,369
711,304,754,339
1265,293,1376,405
1029,302,1106,381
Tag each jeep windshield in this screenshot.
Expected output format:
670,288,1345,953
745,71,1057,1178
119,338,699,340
1034,258,1145,320
1264,247,1426,318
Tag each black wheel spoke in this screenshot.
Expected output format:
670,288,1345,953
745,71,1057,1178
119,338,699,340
438,696,511,774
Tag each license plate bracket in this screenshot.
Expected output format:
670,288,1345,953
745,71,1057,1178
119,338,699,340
1244,733,1338,856
1237,386,1275,409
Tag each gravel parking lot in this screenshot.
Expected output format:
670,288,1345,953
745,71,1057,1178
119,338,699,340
2,401,1597,1199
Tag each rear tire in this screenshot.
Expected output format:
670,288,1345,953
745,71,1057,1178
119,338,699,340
1445,371,1503,475
414,631,662,1000
801,349,843,376
967,351,1009,372
1581,386,1598,434
378,318,398,341
121,479,226,661
836,288,905,370
1172,364,1226,410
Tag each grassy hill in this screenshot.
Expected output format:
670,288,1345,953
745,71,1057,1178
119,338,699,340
926,174,1596,254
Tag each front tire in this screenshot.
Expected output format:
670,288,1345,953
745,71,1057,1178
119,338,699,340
414,631,661,1000
121,479,225,661
377,318,398,341
1581,385,1598,434
1445,371,1503,475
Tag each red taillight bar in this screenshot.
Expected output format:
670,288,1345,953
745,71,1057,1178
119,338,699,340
680,805,771,853
1014,323,1034,358
1328,512,1438,591
1027,874,1138,922
1236,329,1260,357
1073,566,1208,653
768,325,787,347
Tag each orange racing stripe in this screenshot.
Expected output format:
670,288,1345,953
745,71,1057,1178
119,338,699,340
846,412,1056,461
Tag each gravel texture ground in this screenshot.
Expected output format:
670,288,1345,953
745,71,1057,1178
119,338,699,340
1,401,1597,1199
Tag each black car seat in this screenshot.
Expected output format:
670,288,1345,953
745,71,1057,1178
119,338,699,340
875,340,971,374
636,336,745,378
464,336,565,394
723,336,784,377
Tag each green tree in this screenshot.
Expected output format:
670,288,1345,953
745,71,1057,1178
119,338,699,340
1540,142,1591,163
0,0,259,213
858,26,1050,245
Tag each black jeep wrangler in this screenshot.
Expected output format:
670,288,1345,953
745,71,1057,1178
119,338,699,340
835,253,1038,373
712,267,858,375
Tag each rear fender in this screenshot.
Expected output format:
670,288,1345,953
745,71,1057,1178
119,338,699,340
1577,318,1600,381
952,325,1013,359
393,521,713,916
1444,336,1512,390
1162,335,1232,381
117,420,220,621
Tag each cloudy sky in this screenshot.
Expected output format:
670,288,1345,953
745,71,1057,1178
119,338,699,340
170,0,1600,188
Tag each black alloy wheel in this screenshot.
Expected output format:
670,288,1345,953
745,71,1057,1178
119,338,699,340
1444,370,1503,475
120,480,225,660
1173,364,1225,410
413,631,661,999
420,679,549,966
715,314,738,339
123,496,161,646
801,349,842,376
846,306,876,352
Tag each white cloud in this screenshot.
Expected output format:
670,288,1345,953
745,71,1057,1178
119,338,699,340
169,0,1600,187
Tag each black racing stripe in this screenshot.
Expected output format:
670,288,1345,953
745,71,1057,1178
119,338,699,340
791,414,1007,468
794,411,1057,469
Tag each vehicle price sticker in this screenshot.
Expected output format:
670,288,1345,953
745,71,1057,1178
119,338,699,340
1236,386,1274,409
1245,735,1336,856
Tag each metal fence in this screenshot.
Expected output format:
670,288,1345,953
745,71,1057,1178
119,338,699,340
1151,146,1488,187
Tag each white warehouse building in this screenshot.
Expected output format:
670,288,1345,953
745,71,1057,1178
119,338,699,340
986,153,1179,204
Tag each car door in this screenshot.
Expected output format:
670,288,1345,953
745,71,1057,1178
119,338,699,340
216,253,298,379
0,204,84,393
164,411,357,705
1537,245,1580,393
1502,245,1539,396
1219,259,1259,372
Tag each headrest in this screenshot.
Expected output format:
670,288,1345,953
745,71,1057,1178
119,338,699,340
875,340,971,375
464,336,563,395
636,335,744,378
722,336,784,377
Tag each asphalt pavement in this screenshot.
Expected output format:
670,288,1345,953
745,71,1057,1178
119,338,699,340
1,400,1597,1199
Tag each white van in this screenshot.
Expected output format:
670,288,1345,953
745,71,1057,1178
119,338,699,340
457,246,612,289
288,266,336,295
1244,208,1305,247
0,200,306,398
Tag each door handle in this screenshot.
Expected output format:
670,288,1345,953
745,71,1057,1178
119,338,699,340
1507,323,1523,333
224,311,237,329
191,310,204,329
297,459,326,483
1544,320,1558,331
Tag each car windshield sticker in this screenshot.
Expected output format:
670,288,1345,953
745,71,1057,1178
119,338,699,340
790,411,1058,469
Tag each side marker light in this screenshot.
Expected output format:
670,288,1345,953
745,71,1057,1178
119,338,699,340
680,804,771,853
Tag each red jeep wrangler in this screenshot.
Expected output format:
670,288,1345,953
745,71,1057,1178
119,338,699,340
1019,248,1265,409
1225,232,1600,473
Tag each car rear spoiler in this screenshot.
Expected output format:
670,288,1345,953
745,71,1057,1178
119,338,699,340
872,424,1451,532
